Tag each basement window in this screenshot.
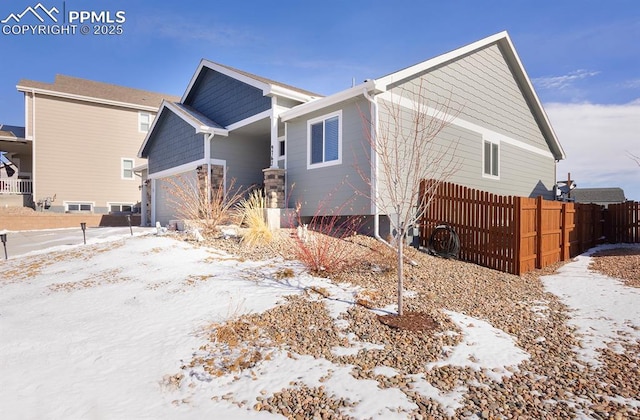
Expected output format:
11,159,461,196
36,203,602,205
66,202,93,212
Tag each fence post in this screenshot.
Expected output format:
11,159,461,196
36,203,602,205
561,203,569,261
536,196,543,269
514,197,522,275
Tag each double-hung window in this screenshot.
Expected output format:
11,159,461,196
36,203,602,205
307,111,342,168
139,112,151,133
122,158,134,180
483,139,499,178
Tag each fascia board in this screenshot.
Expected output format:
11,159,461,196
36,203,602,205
181,59,271,103
137,101,228,158
263,84,317,102
16,85,160,112
376,30,565,161
165,102,228,136
497,35,566,160
376,31,508,88
226,109,271,131
280,79,382,122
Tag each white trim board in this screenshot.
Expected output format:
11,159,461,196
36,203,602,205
379,92,554,159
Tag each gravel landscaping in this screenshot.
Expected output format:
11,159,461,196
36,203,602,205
183,231,640,419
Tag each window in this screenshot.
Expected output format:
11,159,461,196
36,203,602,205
139,112,151,132
483,139,499,177
109,203,133,213
122,158,134,180
278,137,286,160
66,202,93,212
307,111,342,168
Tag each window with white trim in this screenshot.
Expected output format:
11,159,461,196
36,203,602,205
66,202,93,212
139,112,151,132
307,111,342,168
122,158,134,180
278,136,285,160
483,139,499,177
109,203,134,213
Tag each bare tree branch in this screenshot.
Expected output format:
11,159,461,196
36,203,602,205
357,78,462,315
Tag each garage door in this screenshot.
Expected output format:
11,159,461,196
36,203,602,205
154,170,197,227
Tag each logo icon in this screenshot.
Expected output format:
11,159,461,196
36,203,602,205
1,2,59,24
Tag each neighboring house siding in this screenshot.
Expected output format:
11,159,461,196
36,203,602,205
385,43,556,199
286,100,372,216
146,110,203,174
185,68,271,126
32,94,149,212
210,135,270,191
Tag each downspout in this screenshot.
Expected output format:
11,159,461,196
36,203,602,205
30,89,36,205
204,133,214,203
363,88,417,265
362,88,393,249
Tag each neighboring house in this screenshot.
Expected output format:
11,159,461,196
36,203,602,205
14,74,179,213
0,124,31,207
571,187,626,207
140,31,565,236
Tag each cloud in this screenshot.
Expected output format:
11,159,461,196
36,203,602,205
533,69,601,91
622,79,640,90
545,101,640,200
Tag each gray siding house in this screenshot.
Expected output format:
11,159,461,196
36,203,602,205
139,31,565,233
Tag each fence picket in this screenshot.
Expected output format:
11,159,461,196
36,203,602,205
419,180,639,275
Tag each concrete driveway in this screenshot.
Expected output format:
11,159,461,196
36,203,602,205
0,226,154,259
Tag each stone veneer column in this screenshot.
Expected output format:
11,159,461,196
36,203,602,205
197,164,225,200
262,168,285,209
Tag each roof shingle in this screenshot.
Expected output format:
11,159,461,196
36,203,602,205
17,74,180,108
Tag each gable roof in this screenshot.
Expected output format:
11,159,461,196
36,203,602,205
0,124,25,140
182,59,321,104
571,187,626,205
17,74,180,112
281,31,565,161
137,101,228,158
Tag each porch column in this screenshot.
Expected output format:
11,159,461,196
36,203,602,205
263,168,285,209
270,97,278,168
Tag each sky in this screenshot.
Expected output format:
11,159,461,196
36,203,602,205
1,231,638,417
1,0,638,199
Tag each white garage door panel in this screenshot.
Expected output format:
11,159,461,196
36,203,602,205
155,171,197,226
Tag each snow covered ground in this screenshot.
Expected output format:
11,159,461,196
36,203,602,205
0,232,638,418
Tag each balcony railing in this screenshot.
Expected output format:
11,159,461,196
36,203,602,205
0,179,32,194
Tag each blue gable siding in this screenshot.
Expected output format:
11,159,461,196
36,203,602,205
185,68,271,126
146,110,203,174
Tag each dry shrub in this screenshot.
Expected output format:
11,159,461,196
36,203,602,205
163,174,246,238
236,189,273,246
191,317,275,377
291,214,365,277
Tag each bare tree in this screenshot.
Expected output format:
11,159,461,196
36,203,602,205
628,151,640,167
358,78,461,316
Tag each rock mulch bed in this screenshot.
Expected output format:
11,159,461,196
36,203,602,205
590,247,640,288
186,232,639,419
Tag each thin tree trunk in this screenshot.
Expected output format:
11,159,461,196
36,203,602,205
397,223,404,316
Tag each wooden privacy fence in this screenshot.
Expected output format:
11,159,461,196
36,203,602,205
605,201,640,243
418,180,635,275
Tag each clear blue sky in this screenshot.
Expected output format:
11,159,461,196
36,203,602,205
2,0,639,199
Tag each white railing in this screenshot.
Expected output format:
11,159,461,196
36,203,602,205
0,179,32,194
